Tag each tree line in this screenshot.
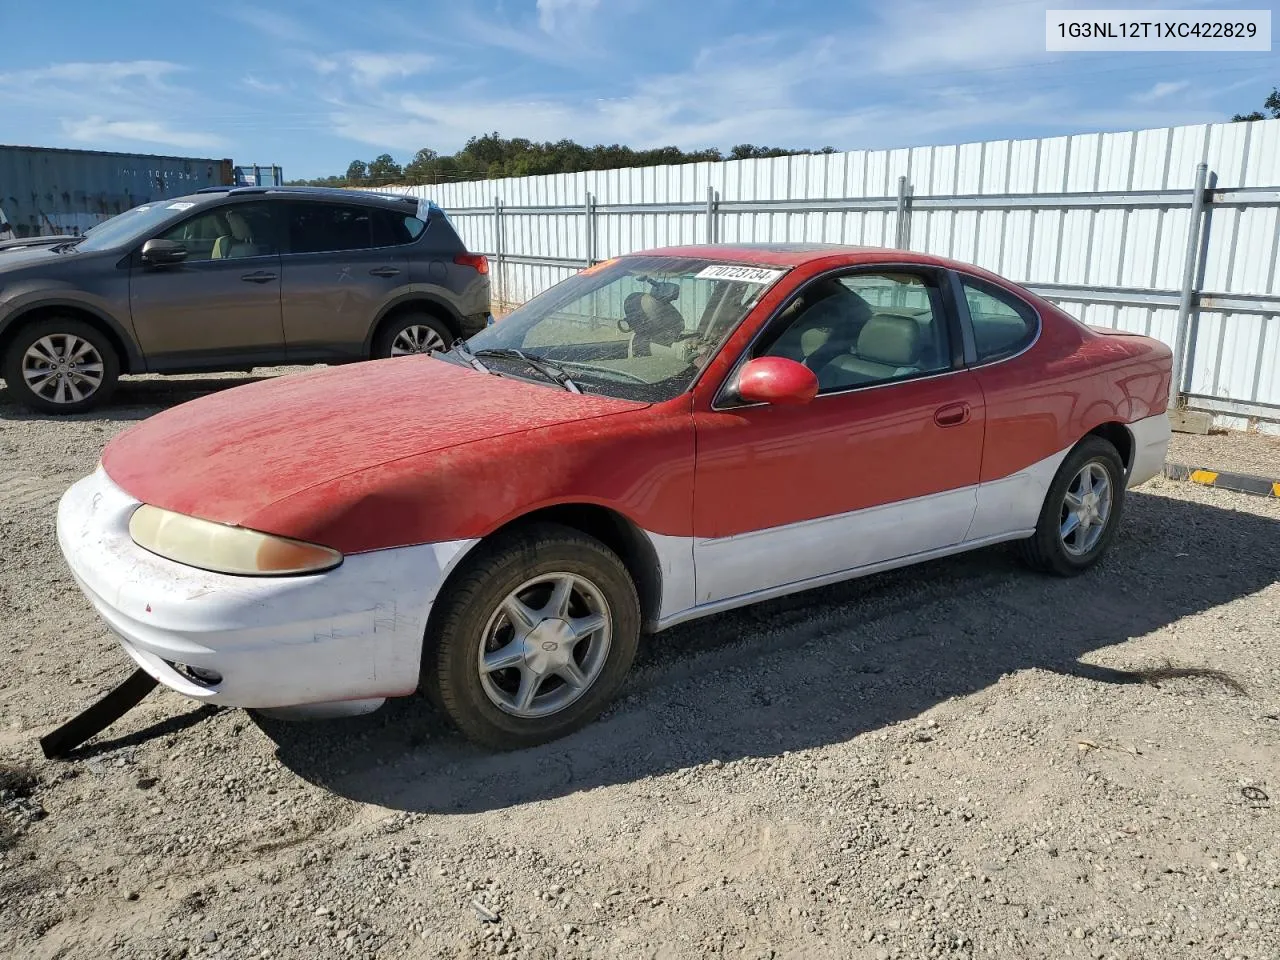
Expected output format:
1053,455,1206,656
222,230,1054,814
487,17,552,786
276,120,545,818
286,133,836,187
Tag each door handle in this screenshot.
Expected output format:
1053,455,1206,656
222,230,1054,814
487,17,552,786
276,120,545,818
369,267,401,278
933,402,971,427
240,271,277,284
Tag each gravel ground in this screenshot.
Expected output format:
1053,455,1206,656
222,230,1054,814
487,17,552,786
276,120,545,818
1168,431,1280,479
2,372,1279,960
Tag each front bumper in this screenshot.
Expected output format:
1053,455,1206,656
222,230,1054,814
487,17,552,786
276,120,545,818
56,468,474,709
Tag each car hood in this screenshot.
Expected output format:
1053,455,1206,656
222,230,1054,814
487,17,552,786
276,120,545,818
0,243,62,271
101,357,647,527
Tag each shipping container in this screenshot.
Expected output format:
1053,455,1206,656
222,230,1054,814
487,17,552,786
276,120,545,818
0,145,235,238
234,164,285,187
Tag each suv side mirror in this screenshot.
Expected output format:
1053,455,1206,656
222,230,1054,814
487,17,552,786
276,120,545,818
731,356,819,406
141,238,188,266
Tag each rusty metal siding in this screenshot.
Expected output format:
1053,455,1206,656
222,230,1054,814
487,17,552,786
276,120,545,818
0,145,232,238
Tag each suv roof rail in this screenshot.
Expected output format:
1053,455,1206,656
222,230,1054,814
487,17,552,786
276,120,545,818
195,185,235,193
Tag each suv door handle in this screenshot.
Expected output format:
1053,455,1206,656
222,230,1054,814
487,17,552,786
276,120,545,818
933,402,971,427
369,267,401,278
240,271,277,284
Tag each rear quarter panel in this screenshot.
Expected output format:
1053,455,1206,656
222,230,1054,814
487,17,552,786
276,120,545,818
974,296,1172,482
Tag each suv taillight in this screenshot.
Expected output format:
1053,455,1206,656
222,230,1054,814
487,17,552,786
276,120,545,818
454,252,488,275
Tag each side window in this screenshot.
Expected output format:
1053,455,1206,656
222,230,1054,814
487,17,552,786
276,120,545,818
287,203,373,254
961,277,1039,363
158,205,279,261
759,270,951,392
371,210,426,246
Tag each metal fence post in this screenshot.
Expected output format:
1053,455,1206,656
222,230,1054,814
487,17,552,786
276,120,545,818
1170,163,1210,407
894,175,911,249
493,195,504,311
706,185,718,244
584,191,595,267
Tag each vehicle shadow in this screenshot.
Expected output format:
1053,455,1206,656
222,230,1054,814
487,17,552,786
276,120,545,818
260,488,1280,813
0,374,283,422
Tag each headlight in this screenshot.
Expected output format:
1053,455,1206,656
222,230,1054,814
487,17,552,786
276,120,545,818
128,505,342,577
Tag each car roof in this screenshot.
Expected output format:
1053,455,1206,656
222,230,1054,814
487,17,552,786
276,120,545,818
185,185,440,213
625,243,960,269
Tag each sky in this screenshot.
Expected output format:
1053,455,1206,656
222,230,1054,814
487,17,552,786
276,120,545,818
0,0,1275,180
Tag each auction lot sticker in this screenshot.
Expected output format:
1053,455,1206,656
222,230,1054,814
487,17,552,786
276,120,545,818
696,264,786,284
1047,10,1271,51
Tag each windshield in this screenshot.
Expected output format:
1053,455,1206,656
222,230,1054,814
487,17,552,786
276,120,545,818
456,255,787,401
75,200,198,252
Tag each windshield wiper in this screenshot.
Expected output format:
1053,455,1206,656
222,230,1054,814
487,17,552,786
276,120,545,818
450,340,495,376
472,348,582,394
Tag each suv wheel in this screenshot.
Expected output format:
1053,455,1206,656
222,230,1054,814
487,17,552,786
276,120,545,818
373,312,453,358
2,318,120,414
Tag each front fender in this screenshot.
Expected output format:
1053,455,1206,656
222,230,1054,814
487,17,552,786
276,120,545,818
0,285,144,372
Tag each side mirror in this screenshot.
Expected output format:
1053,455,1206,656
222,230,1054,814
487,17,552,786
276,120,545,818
732,356,819,406
141,238,188,266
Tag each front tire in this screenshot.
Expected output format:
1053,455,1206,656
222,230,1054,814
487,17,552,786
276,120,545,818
1015,435,1126,576
2,318,120,414
372,312,453,359
425,523,641,749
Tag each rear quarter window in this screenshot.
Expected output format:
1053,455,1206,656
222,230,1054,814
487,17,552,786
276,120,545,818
372,209,426,247
960,276,1039,363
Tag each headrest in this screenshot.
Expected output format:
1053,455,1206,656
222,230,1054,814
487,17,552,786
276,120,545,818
225,211,252,240
856,314,921,366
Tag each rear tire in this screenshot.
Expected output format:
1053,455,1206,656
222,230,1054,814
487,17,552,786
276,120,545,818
424,523,641,750
1,318,120,414
372,312,454,359
1015,435,1126,576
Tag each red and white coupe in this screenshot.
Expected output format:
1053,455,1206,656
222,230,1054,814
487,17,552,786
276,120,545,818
57,245,1172,748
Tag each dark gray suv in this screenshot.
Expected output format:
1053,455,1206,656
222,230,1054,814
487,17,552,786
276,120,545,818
0,186,491,413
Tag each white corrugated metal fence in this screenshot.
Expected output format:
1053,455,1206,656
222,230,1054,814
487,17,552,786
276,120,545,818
383,120,1280,423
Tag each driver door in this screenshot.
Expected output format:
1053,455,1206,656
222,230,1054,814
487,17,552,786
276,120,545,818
691,267,986,605
128,202,286,370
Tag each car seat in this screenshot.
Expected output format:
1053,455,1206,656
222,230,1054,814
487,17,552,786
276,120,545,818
819,314,923,389
211,211,264,259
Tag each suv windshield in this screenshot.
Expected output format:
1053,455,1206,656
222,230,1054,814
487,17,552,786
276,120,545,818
75,200,199,252
455,255,786,402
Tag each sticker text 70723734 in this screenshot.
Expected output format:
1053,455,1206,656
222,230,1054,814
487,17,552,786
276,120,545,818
695,264,786,284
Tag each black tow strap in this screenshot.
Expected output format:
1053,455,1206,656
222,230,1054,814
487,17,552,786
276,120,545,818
39,668,159,760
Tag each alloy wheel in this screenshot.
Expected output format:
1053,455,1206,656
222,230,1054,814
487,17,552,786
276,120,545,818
1059,460,1113,557
21,334,105,405
477,572,613,719
390,324,447,355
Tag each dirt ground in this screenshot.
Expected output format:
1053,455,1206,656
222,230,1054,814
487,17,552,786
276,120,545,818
1168,430,1280,479
2,372,1279,960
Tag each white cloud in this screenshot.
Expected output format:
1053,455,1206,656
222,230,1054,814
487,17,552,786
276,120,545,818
61,117,226,150
309,51,433,86
536,0,601,32
1132,80,1192,103
0,60,223,154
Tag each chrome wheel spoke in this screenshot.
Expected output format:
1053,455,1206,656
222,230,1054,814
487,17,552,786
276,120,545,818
1060,511,1082,539
544,575,575,620
568,612,606,640
557,659,588,690
31,337,60,365
502,595,539,633
481,641,526,674
513,668,543,712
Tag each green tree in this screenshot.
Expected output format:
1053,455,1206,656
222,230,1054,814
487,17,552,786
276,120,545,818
367,153,403,183
345,160,369,184
1232,87,1280,121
